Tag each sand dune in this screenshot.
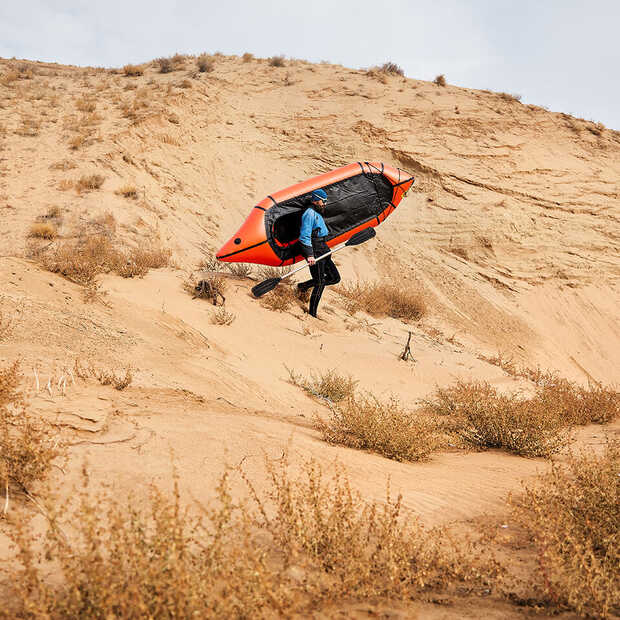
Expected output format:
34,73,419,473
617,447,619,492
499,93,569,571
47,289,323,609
0,54,618,616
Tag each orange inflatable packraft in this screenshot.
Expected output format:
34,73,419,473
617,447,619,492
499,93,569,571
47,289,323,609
216,162,414,266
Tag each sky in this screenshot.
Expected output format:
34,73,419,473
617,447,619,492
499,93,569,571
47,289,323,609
1,1,619,130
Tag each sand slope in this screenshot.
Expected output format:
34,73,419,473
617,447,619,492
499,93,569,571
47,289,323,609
0,54,619,615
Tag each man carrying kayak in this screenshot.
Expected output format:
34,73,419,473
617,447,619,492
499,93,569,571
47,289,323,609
297,189,341,317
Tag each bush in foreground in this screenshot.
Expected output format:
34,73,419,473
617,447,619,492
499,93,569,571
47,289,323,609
511,441,619,617
0,362,65,505
8,456,500,617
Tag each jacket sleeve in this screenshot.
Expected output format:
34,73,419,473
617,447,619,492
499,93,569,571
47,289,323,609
299,209,313,247
299,243,313,259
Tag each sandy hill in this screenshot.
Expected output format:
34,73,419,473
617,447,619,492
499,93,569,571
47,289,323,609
0,54,619,617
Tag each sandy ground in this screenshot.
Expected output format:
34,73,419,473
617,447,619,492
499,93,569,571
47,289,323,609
0,55,619,616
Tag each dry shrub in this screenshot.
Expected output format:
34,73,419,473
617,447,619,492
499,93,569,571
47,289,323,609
68,133,87,150
157,57,172,73
377,61,404,76
75,97,96,112
0,362,65,501
425,380,582,457
196,53,214,73
76,174,104,193
212,307,235,325
434,74,447,87
28,222,57,240
510,441,619,617
498,92,521,103
57,179,74,191
287,367,357,403
95,367,133,390
317,394,442,462
115,184,138,199
336,280,427,321
260,284,296,312
14,117,40,137
123,64,143,77
8,455,500,617
242,52,254,62
535,375,619,425
268,55,286,67
159,133,180,146
115,247,171,278
41,235,117,285
226,262,253,277
198,255,219,271
186,274,226,305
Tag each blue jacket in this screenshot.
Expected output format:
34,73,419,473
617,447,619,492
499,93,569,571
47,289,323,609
299,208,329,257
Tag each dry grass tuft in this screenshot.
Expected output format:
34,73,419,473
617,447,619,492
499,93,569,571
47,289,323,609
498,92,522,103
317,394,442,462
115,247,172,278
41,235,117,285
212,307,235,325
8,454,500,617
268,55,286,67
75,97,96,112
510,441,619,617
123,64,143,77
0,362,65,503
40,234,170,285
196,53,214,73
76,174,104,193
434,74,447,87
115,184,138,199
336,280,427,321
14,117,40,137
28,222,57,240
242,52,254,62
287,367,357,403
260,284,297,312
225,262,253,277
95,367,133,390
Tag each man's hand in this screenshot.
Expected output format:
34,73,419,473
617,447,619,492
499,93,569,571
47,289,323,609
307,256,316,266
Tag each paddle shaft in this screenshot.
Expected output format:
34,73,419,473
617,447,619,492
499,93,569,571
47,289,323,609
278,241,351,282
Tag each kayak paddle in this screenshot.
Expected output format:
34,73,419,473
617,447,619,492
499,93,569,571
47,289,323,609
251,227,376,298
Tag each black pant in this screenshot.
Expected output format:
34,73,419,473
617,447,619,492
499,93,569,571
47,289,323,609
298,237,340,317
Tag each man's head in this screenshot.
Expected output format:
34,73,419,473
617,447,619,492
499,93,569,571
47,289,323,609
310,189,327,211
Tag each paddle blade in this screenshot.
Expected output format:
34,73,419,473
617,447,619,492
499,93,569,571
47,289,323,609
251,277,281,298
344,227,376,246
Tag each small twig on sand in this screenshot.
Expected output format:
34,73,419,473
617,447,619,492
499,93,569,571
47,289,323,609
33,367,40,392
399,331,416,362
